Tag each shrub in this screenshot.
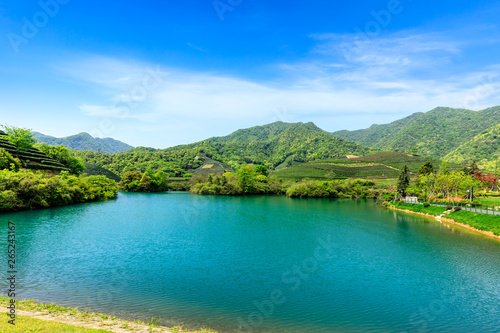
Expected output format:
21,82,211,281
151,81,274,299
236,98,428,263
423,202,431,207
0,148,21,170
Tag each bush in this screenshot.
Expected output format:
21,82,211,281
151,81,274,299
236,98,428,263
423,202,430,207
0,169,117,212
0,148,21,170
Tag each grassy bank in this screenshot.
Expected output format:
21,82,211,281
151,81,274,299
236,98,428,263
394,202,447,215
392,202,500,237
449,210,500,236
0,297,218,333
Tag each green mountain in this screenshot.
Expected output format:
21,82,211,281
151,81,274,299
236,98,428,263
444,123,500,170
35,132,134,154
167,122,375,169
73,122,375,177
333,106,500,161
207,121,302,143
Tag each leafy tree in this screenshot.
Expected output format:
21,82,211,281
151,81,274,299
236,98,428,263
438,161,449,175
255,165,269,176
35,143,85,175
1,125,38,153
0,169,117,212
397,165,410,196
418,162,434,176
237,165,256,193
119,170,169,192
463,160,480,175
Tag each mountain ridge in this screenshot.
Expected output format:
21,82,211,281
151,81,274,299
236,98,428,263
35,132,134,154
333,106,500,167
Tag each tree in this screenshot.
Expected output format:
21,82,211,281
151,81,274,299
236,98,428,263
463,160,480,176
255,165,269,176
35,143,85,175
397,165,410,197
237,165,256,193
418,162,434,176
1,125,38,153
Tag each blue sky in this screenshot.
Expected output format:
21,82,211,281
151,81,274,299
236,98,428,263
1,0,500,148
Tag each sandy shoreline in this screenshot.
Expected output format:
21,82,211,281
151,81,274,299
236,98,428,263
391,206,500,241
0,298,218,333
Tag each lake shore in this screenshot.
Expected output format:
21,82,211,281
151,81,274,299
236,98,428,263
0,297,218,333
390,206,500,241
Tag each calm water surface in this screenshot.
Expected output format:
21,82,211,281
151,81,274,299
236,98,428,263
1,193,499,332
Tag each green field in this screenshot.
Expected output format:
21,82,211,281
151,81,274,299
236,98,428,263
272,152,450,181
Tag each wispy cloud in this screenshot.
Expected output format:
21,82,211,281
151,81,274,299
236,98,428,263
59,28,500,135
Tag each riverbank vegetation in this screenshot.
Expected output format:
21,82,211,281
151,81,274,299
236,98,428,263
392,202,500,236
119,170,169,192
0,297,218,333
398,161,499,203
189,164,391,199
0,169,117,212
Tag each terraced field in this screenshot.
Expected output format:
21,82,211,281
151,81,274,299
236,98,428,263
191,155,234,176
0,130,68,171
272,152,455,181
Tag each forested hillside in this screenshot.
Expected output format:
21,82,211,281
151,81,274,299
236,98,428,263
72,148,203,177
73,122,374,177
333,106,500,162
35,132,133,154
444,123,500,170
207,121,301,143
167,122,375,169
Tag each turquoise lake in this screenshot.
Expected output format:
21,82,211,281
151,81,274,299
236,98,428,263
1,192,499,332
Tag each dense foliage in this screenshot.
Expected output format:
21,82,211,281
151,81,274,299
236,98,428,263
0,148,21,170
190,164,382,198
35,132,134,153
190,166,286,195
169,122,375,170
0,169,117,212
406,162,497,202
1,125,38,153
73,148,203,177
35,143,85,175
119,170,169,192
444,123,500,170
333,106,500,168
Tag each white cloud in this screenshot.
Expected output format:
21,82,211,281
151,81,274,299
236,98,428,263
59,29,500,142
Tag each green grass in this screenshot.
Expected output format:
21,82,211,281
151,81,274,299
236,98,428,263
395,202,447,216
448,210,500,236
0,297,220,333
474,197,500,206
393,203,500,236
0,315,113,332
